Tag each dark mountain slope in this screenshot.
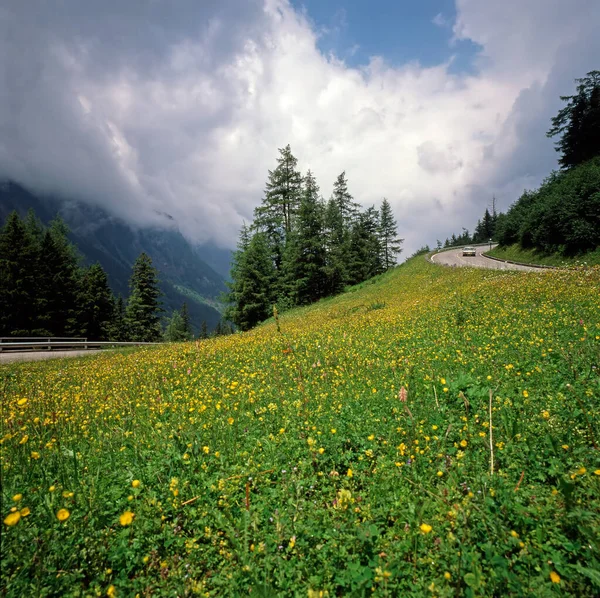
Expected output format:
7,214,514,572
0,181,230,333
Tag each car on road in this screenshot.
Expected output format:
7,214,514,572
462,246,476,257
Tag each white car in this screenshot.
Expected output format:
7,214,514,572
462,246,476,257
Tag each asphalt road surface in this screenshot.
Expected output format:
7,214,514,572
0,349,104,365
431,246,543,272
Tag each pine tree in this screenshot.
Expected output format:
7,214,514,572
180,302,193,340
125,252,162,342
43,217,81,336
0,212,38,336
547,71,600,169
110,296,128,341
164,309,188,342
347,206,383,285
378,198,403,269
281,170,327,305
224,231,276,331
332,171,360,226
322,197,350,295
78,263,115,340
253,144,302,276
198,320,208,339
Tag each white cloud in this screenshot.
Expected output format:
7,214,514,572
0,0,597,256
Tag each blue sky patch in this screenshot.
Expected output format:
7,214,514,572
291,0,482,74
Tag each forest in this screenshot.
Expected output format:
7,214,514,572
225,147,402,331
441,71,600,256
0,211,214,342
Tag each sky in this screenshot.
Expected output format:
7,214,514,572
0,0,598,256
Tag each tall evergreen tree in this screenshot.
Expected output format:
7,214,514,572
281,170,327,305
224,231,276,331
180,302,193,340
253,144,302,275
110,296,128,341
347,206,383,285
164,309,188,342
125,252,162,342
322,197,350,295
78,263,115,340
199,320,208,339
332,171,360,226
378,198,403,269
547,71,600,169
0,212,38,336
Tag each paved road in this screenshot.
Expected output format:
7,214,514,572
0,349,105,365
431,246,543,272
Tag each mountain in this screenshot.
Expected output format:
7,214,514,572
0,181,231,334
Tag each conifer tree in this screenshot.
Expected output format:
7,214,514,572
164,309,187,342
125,252,162,341
78,263,115,340
110,296,128,341
347,206,383,284
322,197,350,295
253,144,302,275
281,170,327,305
332,171,360,226
199,320,208,339
378,198,403,269
0,212,38,335
180,302,193,340
224,231,275,331
547,71,600,169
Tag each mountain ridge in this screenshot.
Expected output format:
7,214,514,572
0,181,231,334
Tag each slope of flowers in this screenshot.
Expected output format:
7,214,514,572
2,258,599,596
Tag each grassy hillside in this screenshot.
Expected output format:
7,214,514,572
487,244,600,267
2,257,599,596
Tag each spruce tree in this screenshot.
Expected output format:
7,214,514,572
332,171,360,226
43,217,81,336
180,302,193,340
199,320,208,339
125,252,162,342
110,296,128,341
281,170,327,305
78,263,115,340
224,231,275,331
0,212,38,336
164,309,187,342
347,206,383,285
253,144,302,276
547,71,600,169
322,197,349,295
378,198,403,269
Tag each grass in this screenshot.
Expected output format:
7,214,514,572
486,244,600,267
2,257,600,596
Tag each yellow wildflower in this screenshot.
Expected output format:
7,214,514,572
119,511,134,526
346,468,353,478
550,571,560,584
132,480,141,488
420,523,432,533
56,508,70,521
17,398,28,406
4,511,21,526
12,494,22,502
20,507,31,517
460,440,468,448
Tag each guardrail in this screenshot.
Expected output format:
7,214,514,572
0,340,159,352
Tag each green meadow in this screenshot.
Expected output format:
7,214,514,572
2,257,599,597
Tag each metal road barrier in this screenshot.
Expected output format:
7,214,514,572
0,338,159,352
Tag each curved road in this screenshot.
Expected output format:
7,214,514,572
431,246,543,272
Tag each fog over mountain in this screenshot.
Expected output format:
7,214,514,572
1,0,598,255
